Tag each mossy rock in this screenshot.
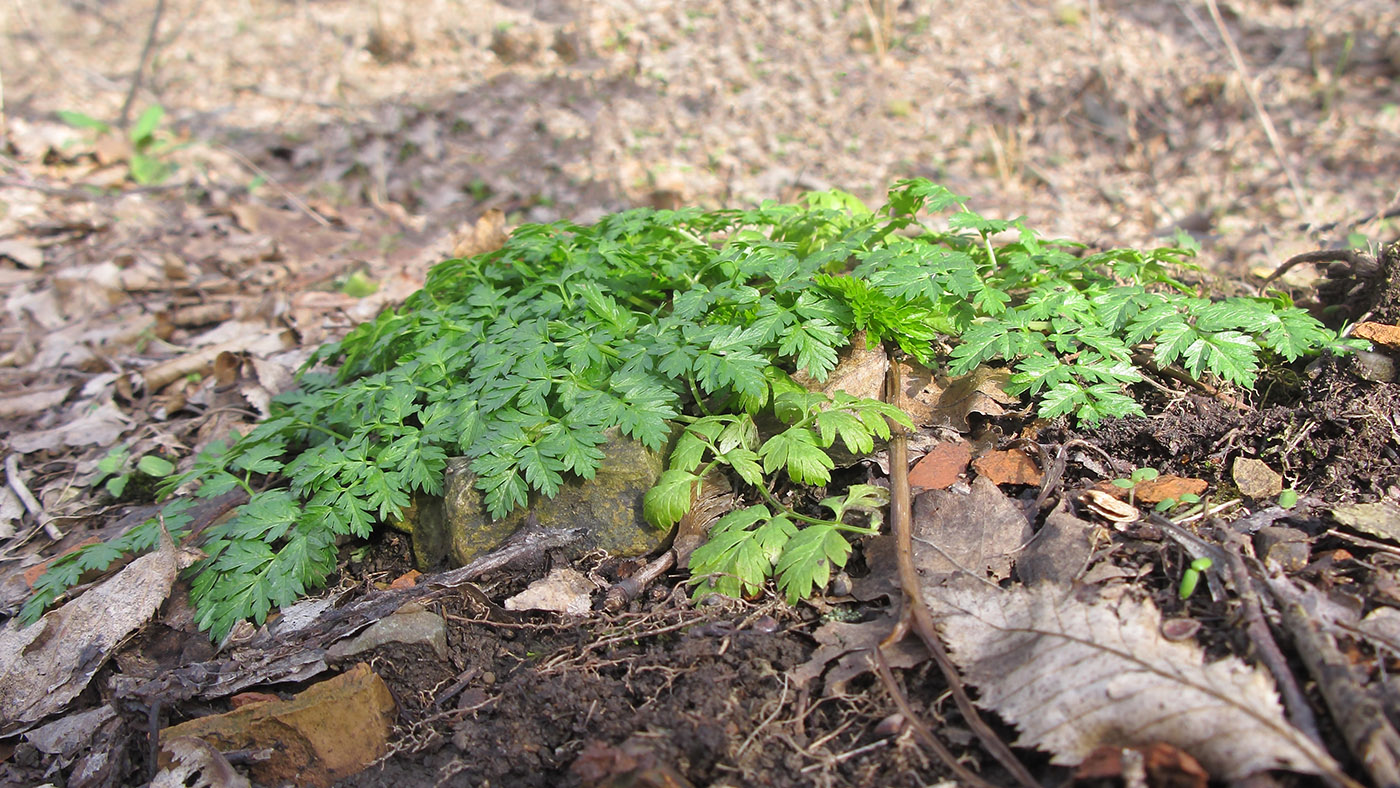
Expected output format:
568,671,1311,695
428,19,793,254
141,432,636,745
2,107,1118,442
393,429,668,569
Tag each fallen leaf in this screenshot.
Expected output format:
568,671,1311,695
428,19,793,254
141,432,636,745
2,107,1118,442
1329,501,1400,544
1016,499,1095,586
793,330,886,402
504,567,596,615
0,527,196,735
1081,489,1140,525
450,209,509,259
790,613,926,695
912,475,1032,582
0,385,72,420
7,400,131,454
0,487,21,539
0,240,44,269
926,583,1342,780
1130,474,1208,505
908,439,971,489
154,736,252,788
971,448,1042,486
1352,321,1400,350
926,367,1017,432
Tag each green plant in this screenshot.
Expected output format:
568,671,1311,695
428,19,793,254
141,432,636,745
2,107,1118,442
22,180,1357,638
1111,466,1159,507
1178,557,1213,600
91,445,176,499
58,104,178,184
1153,491,1203,515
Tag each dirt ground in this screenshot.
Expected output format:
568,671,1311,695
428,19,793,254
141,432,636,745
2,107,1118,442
2,1,1400,786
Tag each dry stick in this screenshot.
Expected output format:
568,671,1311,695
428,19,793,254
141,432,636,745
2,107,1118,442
118,0,166,129
880,353,1041,788
1200,0,1309,218
1265,574,1399,788
214,143,333,229
1214,528,1324,746
5,454,60,540
869,648,999,788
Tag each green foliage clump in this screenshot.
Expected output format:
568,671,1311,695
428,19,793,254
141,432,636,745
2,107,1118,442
20,180,1355,638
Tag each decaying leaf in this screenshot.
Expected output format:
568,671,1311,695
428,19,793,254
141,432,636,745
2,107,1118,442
155,736,252,788
925,367,1018,432
0,527,195,734
1330,500,1400,544
925,583,1341,781
790,613,926,695
913,475,1032,582
792,329,887,402
1081,488,1139,525
503,567,596,615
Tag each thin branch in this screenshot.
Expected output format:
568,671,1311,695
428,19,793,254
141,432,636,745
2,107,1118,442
1200,0,1309,217
118,0,167,129
214,143,333,229
882,352,1042,788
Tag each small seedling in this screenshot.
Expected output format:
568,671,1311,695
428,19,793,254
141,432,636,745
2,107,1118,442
1112,467,1159,506
1154,492,1203,515
1178,557,1213,600
1277,489,1299,509
57,104,180,185
92,445,176,499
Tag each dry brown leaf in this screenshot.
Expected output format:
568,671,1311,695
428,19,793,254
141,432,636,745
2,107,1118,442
1127,474,1208,505
451,208,509,259
1081,488,1140,525
7,400,131,454
0,385,72,420
792,330,886,402
971,447,1042,486
0,240,44,270
926,367,1017,432
1232,457,1283,499
503,567,596,615
912,475,1031,582
1352,321,1400,350
926,584,1341,781
908,439,970,490
0,527,199,735
790,614,927,695
154,736,252,788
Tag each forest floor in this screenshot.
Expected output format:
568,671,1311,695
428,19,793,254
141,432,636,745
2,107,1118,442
1,0,1399,786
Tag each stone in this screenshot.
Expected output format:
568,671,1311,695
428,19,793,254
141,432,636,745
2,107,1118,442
1232,457,1283,500
399,429,669,569
327,604,448,661
1253,526,1310,571
159,663,395,788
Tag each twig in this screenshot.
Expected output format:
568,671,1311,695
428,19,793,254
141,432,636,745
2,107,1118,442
1214,527,1324,746
869,648,999,788
213,142,333,229
1264,574,1395,788
117,0,166,129
5,454,60,540
1200,0,1309,218
881,352,1041,788
1261,248,1380,288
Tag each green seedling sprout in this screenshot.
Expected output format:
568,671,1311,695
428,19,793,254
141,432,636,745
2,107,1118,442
1111,467,1159,506
1178,557,1213,600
